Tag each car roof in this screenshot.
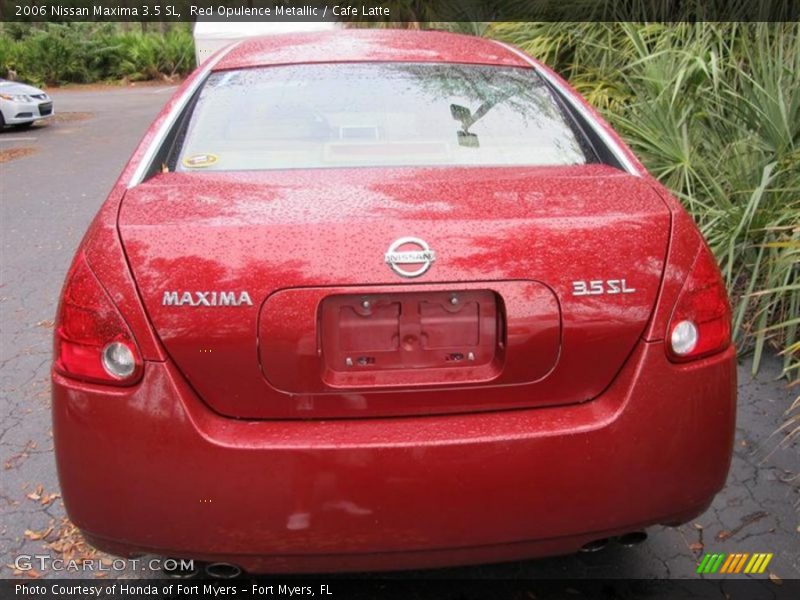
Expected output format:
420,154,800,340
213,29,532,71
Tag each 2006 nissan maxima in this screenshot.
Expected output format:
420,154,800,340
52,30,735,573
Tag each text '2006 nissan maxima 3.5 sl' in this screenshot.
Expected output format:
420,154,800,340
52,30,735,574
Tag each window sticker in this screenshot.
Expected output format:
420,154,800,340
182,153,219,168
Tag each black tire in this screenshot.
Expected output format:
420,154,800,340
0,112,5,129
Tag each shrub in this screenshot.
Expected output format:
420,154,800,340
0,23,195,85
489,22,799,389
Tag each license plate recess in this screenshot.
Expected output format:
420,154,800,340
320,290,499,383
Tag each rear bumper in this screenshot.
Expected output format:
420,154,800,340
52,340,736,573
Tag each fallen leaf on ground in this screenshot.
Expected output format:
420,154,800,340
4,441,37,470
768,572,782,585
40,493,60,506
715,511,768,541
25,485,44,501
48,111,93,124
0,147,37,164
689,542,704,552
45,517,98,565
24,524,53,541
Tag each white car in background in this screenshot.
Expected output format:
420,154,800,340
0,79,54,129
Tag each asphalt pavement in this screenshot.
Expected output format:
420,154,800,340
0,86,797,583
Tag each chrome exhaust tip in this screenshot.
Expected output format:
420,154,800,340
162,559,200,579
579,538,609,553
204,562,242,579
617,531,648,547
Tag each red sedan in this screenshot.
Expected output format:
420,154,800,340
52,30,735,574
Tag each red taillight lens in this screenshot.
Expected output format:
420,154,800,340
667,246,732,362
54,254,143,385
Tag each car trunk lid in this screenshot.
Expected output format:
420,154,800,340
119,164,670,419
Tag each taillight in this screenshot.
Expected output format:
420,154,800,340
666,246,732,362
54,253,143,385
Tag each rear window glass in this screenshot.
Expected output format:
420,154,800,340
175,63,593,171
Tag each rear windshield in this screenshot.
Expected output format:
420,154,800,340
174,63,594,171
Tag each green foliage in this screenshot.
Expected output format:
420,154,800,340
111,29,195,82
0,23,195,86
488,22,799,387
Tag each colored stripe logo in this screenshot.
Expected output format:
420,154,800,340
697,553,773,574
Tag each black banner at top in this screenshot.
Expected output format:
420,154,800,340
1,0,799,22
